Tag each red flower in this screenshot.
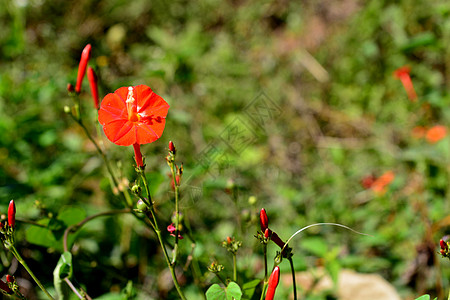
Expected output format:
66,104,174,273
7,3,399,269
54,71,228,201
98,85,169,146
8,200,15,228
87,67,99,109
169,141,176,154
265,266,280,300
167,223,183,239
393,66,417,102
426,125,447,144
75,44,92,93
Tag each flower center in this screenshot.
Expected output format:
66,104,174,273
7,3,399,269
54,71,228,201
129,113,140,122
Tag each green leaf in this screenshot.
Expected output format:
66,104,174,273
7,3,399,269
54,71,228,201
206,284,226,300
414,296,430,300
242,279,260,299
53,252,73,300
226,282,242,300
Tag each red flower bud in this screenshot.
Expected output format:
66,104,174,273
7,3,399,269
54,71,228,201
87,67,99,109
75,44,92,93
440,239,448,251
67,83,74,93
133,143,144,168
169,141,176,154
264,228,269,238
227,236,232,244
265,266,280,300
0,279,12,294
8,200,15,228
6,275,14,283
260,208,269,231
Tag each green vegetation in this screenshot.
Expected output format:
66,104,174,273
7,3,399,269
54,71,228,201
1,0,450,299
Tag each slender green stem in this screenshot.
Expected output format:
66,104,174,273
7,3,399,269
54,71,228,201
259,281,268,300
215,273,226,286
170,161,181,265
149,208,187,300
139,170,186,300
288,257,297,300
9,245,54,300
71,112,133,207
233,253,237,282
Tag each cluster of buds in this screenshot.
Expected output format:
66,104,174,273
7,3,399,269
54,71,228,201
0,201,16,247
222,237,242,254
166,141,183,190
167,223,183,239
258,209,285,249
67,44,100,109
0,275,24,299
207,261,224,273
265,266,280,300
440,239,449,258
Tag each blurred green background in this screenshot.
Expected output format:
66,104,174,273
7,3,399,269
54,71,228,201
2,0,450,299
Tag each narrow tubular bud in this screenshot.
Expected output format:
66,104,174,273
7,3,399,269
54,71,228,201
264,228,270,238
169,141,176,154
8,200,15,228
87,67,99,109
265,266,280,300
75,44,92,93
440,239,448,251
133,143,143,168
260,208,269,231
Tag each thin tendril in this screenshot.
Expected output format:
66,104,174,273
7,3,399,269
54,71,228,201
281,223,372,253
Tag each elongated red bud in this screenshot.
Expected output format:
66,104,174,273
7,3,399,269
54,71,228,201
6,275,14,283
440,239,448,251
75,44,92,93
133,143,144,168
87,67,99,109
8,200,15,228
264,228,269,238
265,266,280,300
0,279,12,294
169,141,176,154
260,208,269,231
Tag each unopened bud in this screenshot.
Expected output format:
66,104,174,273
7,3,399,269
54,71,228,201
8,200,15,228
67,83,74,93
260,208,269,231
6,275,14,283
169,141,176,154
264,228,269,238
136,199,148,212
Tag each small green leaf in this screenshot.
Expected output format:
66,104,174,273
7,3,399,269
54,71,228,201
56,252,73,279
206,284,226,300
226,282,242,300
242,279,260,299
414,295,430,300
53,252,73,300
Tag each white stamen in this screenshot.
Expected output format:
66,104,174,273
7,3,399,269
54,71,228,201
126,86,135,104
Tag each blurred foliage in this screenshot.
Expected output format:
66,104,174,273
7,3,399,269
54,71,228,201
1,0,450,299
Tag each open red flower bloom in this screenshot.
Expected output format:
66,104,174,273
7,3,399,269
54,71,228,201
98,85,169,146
